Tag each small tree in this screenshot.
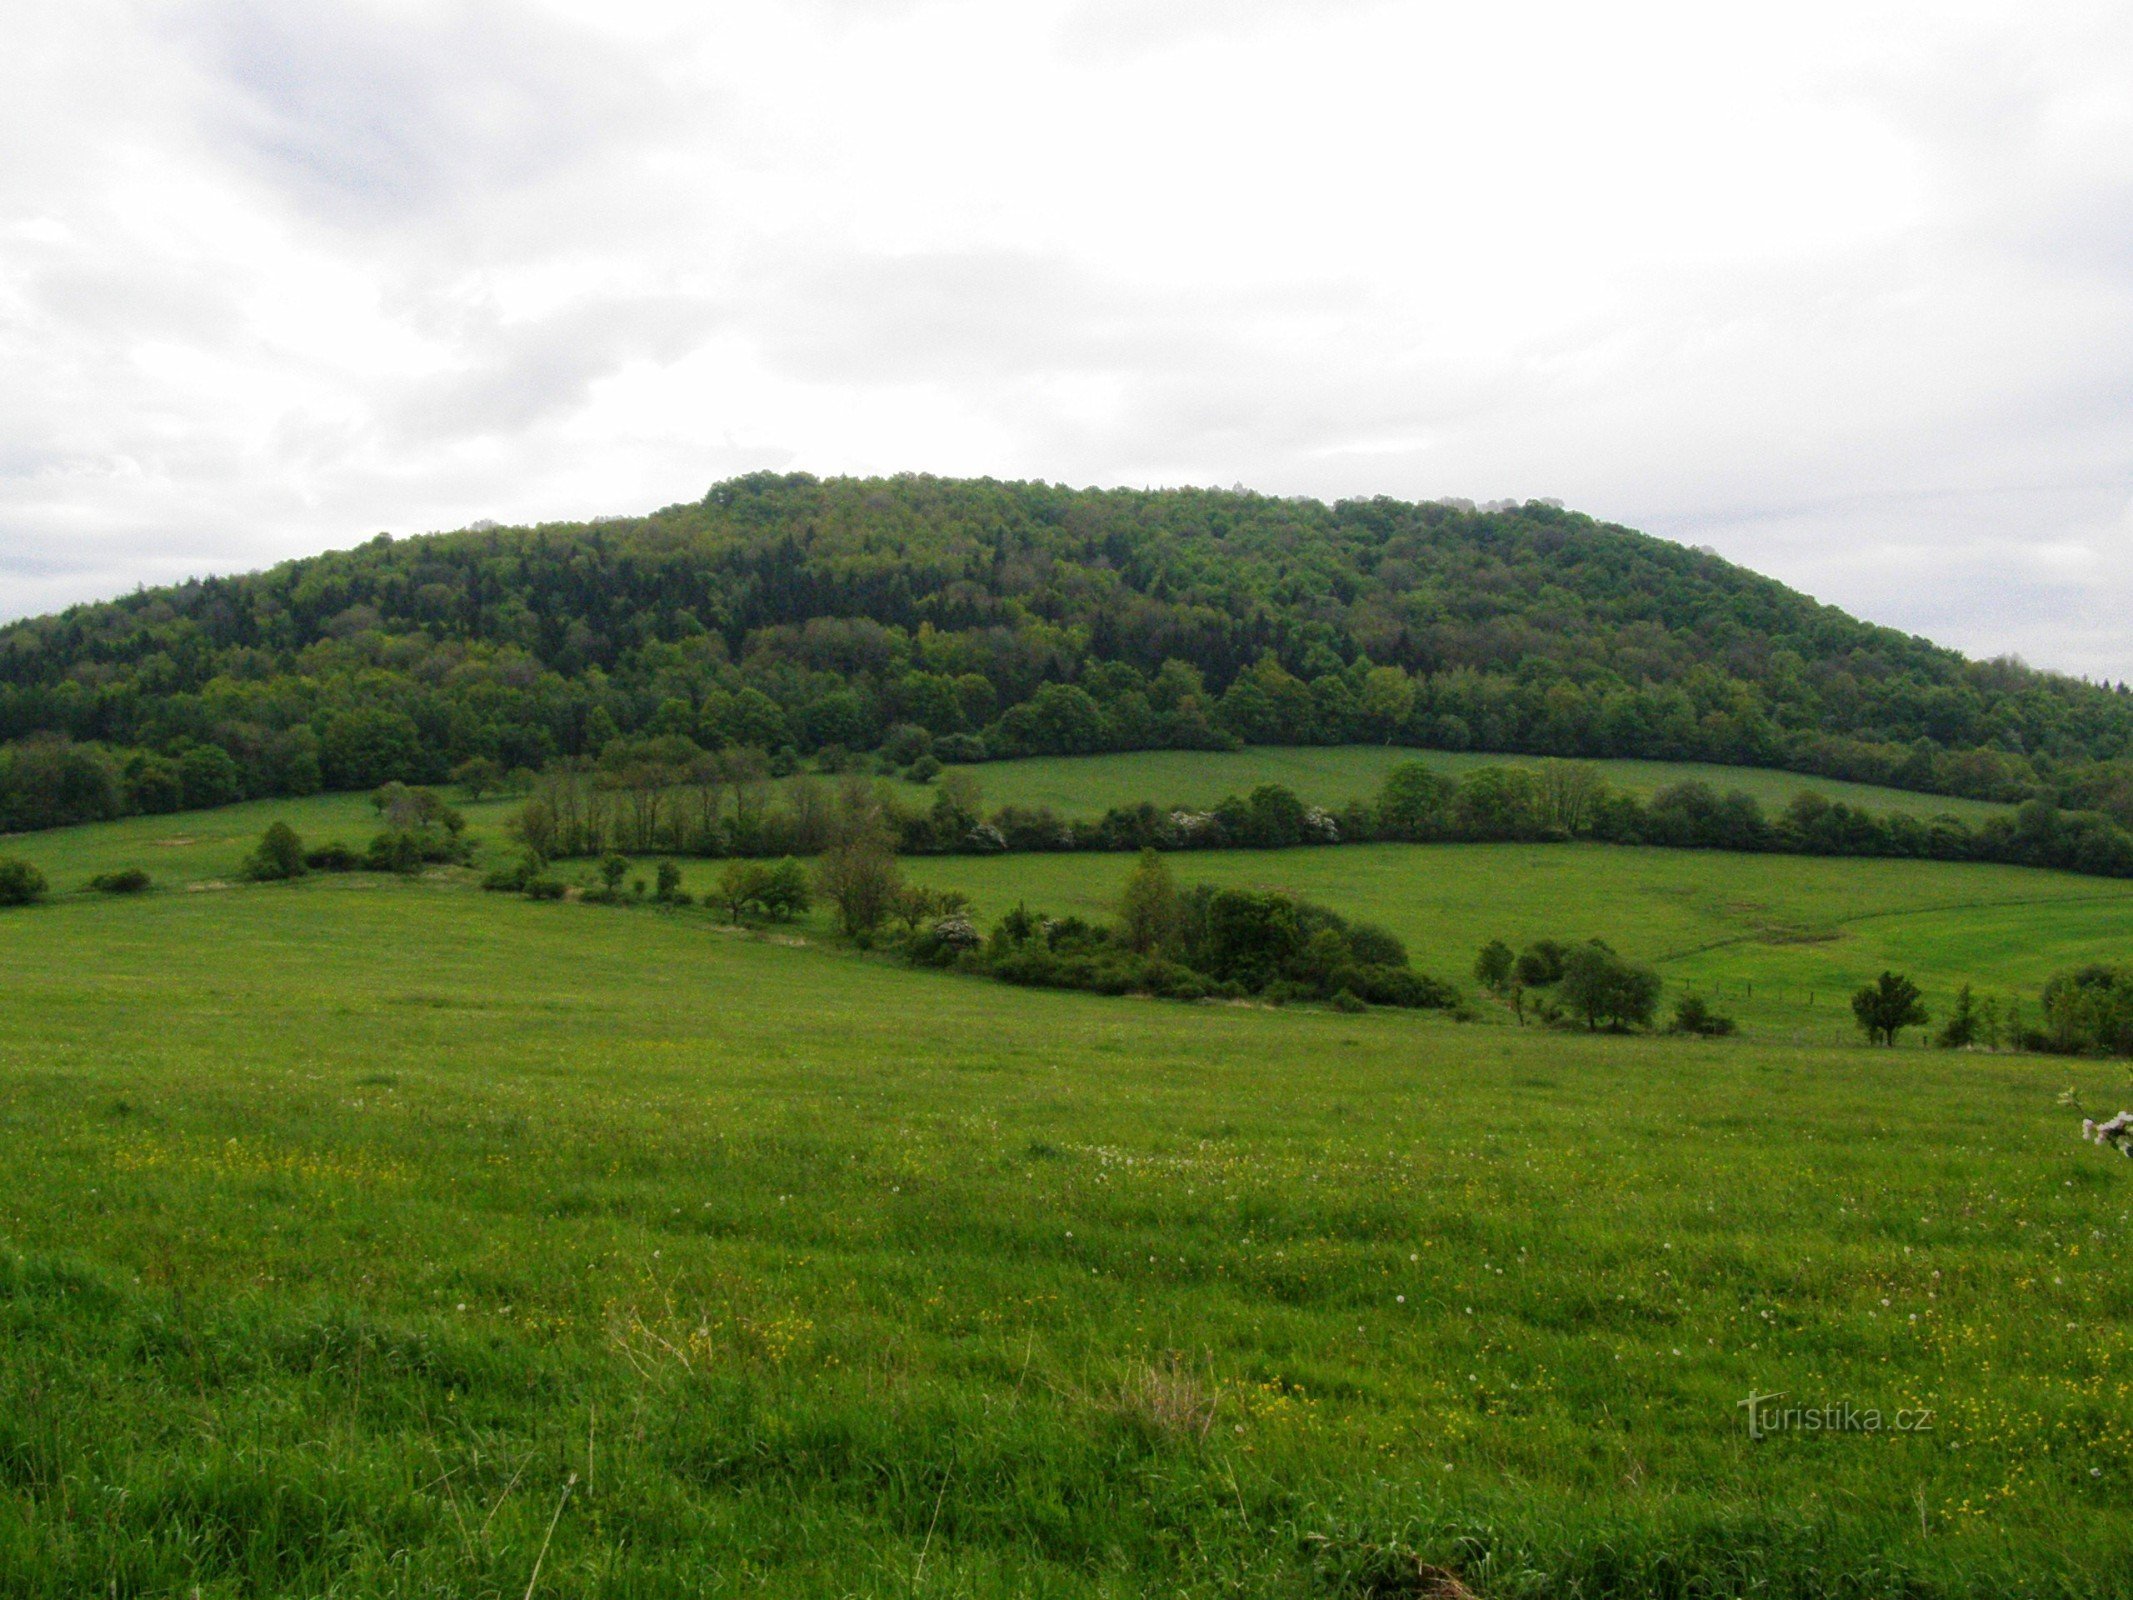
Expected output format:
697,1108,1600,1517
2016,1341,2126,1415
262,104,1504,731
0,858,48,907
816,832,902,937
889,882,944,933
597,852,629,896
1669,993,1737,1037
759,858,812,921
246,821,308,882
1118,848,1181,954
1852,971,1929,1046
1560,941,1662,1031
716,860,771,922
654,860,685,903
1514,940,1568,989
1936,984,1979,1049
1474,939,1514,993
452,756,506,801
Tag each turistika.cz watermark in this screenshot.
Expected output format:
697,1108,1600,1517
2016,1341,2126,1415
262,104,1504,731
1739,1392,1933,1440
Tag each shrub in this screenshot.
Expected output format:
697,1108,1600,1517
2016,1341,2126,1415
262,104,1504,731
954,882,1455,1011
906,753,943,784
246,821,308,882
0,858,49,906
1669,994,1737,1037
305,841,362,872
1936,984,1981,1049
524,877,567,901
87,867,152,894
655,860,687,904
482,852,545,893
365,830,425,874
2037,966,2133,1056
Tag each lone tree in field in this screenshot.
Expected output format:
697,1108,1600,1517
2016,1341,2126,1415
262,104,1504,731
1852,971,1929,1045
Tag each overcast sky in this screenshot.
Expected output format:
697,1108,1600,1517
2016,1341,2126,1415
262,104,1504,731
4,1,2130,675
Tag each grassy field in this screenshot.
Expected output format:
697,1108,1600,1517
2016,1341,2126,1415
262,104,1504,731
1,867,2131,1596
945,747,2012,823
0,763,2110,1051
904,844,2133,1045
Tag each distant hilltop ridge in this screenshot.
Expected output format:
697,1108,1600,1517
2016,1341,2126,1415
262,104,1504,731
2,473,2130,832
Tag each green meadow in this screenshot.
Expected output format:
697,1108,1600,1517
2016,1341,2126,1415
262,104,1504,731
904,844,2133,1045
1,757,2130,1596
946,747,2012,823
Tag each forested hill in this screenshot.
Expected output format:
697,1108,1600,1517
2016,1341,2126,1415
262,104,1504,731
5,471,2133,831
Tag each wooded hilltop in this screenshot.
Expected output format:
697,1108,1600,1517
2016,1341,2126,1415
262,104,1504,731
5,472,2132,832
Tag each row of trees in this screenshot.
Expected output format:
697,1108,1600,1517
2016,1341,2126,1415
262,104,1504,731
7,474,2133,840
499,753,2133,883
1472,938,1668,1031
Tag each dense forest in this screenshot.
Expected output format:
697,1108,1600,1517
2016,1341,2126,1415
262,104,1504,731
5,472,2132,833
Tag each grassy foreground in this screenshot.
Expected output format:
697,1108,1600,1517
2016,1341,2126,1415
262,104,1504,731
1,872,2130,1596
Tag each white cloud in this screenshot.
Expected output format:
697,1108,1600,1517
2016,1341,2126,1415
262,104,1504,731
0,0,2129,678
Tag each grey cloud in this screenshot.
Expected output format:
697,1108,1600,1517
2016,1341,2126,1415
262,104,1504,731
1056,0,1392,60
173,0,664,227
746,248,1176,383
391,294,726,440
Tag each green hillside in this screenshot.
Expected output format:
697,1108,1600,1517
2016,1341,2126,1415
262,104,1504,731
7,475,2133,843
0,864,2126,1594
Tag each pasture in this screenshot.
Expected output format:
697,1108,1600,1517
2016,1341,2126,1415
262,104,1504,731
905,844,2133,1044
0,762,2129,1595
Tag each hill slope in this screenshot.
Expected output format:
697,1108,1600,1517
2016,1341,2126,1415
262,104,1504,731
5,472,2131,831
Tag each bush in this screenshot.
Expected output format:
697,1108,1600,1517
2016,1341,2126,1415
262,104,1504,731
524,876,567,901
482,852,545,893
954,881,1455,1011
1669,994,1737,1037
246,821,308,882
906,753,944,784
365,831,425,874
0,858,49,906
305,841,362,872
2036,966,2133,1056
87,867,152,894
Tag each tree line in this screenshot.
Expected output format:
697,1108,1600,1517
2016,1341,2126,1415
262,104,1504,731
499,754,2133,882
6,473,2133,839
